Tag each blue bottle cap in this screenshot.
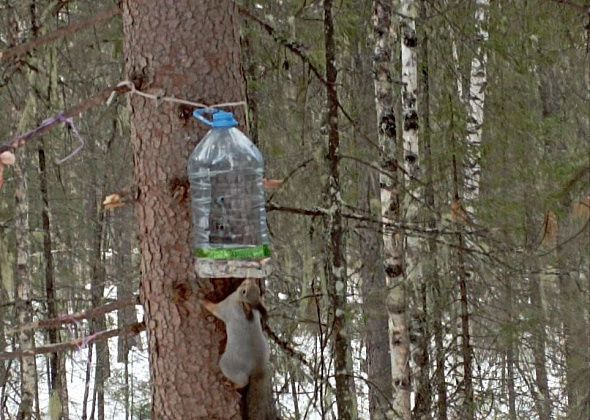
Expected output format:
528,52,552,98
193,109,239,128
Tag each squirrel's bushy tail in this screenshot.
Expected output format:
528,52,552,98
244,367,278,420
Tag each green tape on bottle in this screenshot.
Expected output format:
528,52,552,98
194,244,271,260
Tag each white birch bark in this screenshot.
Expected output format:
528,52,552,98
400,0,421,416
401,0,425,416
453,4,490,417
373,1,411,418
463,0,490,202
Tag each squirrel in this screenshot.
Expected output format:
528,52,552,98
202,279,277,420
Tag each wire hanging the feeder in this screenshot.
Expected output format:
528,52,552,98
188,108,271,278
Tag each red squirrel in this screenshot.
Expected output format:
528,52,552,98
202,279,277,419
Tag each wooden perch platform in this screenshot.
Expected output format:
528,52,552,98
196,257,272,278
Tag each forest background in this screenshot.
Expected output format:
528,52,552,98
0,0,588,419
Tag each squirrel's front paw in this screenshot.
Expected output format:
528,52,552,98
200,299,215,314
221,377,240,390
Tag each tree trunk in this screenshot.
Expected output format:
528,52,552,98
359,4,396,418
86,112,113,420
529,268,551,420
121,0,248,417
463,0,490,202
505,277,517,420
0,220,11,398
115,204,139,363
423,5,449,418
415,2,433,416
372,0,411,417
15,155,36,420
451,151,474,420
557,208,590,419
401,0,425,417
323,0,357,418
360,172,393,419
13,86,37,420
526,206,551,420
38,142,68,419
536,54,588,420
452,2,490,416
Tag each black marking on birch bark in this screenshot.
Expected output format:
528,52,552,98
379,111,396,138
403,27,417,48
388,200,399,214
403,92,417,109
403,110,419,131
385,263,403,279
405,152,417,164
373,49,391,62
381,156,398,172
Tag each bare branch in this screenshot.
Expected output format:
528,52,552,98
0,83,131,154
0,322,145,361
7,296,139,335
0,6,120,63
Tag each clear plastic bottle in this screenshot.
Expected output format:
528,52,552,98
188,109,270,260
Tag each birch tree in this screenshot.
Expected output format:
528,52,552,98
323,0,357,417
463,0,490,202
400,0,421,417
370,2,398,416
372,0,412,417
454,2,490,417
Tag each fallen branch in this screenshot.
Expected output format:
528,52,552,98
7,296,139,335
0,322,145,361
0,5,120,63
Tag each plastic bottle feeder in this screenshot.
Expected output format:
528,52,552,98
188,109,271,278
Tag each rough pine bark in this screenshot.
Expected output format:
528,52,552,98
323,0,357,418
122,1,248,417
